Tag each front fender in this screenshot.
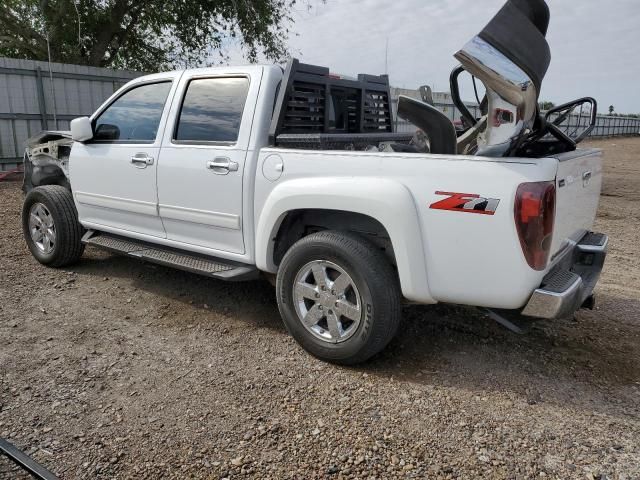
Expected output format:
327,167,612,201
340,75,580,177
255,177,434,303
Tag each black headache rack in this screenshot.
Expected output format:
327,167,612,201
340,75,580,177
269,58,413,150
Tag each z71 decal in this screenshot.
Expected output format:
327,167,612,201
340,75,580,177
430,191,500,215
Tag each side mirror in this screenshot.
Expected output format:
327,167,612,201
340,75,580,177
94,123,120,141
70,117,93,142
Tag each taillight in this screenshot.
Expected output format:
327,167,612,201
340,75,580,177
514,181,556,270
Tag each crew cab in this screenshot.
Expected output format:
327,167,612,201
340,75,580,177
21,0,607,364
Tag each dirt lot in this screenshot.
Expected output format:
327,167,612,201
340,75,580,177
1,138,639,479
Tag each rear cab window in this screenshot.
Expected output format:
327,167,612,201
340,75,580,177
173,77,250,144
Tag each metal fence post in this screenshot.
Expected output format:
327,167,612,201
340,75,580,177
35,67,48,130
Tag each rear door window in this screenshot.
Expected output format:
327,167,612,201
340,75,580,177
174,77,250,143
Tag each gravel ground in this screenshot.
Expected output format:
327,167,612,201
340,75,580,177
1,138,639,479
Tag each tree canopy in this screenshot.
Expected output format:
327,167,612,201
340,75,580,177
0,0,305,71
539,101,555,111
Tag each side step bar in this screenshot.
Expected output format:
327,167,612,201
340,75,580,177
82,231,258,281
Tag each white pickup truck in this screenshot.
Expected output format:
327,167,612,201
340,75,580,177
21,0,607,364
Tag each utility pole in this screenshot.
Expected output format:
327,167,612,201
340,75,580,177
385,37,389,75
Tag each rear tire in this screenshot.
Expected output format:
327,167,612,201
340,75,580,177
276,231,401,365
22,185,85,267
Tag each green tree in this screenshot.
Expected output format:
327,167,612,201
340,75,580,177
608,105,615,115
0,0,310,71
539,100,555,111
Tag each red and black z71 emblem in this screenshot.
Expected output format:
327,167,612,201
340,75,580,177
430,191,500,215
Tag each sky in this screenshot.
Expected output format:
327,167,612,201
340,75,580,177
228,0,640,113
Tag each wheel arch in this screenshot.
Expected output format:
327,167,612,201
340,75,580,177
23,152,71,194
271,208,396,266
255,177,434,303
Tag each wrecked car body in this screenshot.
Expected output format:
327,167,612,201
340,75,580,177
22,131,73,194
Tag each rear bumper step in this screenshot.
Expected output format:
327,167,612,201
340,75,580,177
521,231,607,319
82,231,258,281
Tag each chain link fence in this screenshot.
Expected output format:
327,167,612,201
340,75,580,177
391,90,640,139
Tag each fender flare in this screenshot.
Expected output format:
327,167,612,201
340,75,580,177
255,177,434,304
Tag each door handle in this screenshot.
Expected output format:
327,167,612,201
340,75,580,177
207,157,239,175
130,153,154,168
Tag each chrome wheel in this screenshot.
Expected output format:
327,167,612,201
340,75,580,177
293,260,362,344
28,202,56,254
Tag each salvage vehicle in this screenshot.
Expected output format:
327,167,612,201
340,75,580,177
21,0,607,364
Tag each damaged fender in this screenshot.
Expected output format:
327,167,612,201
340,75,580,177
22,131,73,194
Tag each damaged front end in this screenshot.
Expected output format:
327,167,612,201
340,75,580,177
23,131,73,194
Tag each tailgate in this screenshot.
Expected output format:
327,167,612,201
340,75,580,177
551,148,603,261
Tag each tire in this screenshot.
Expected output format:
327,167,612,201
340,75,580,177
276,230,401,365
22,185,85,267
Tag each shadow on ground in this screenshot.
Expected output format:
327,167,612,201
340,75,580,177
69,249,640,418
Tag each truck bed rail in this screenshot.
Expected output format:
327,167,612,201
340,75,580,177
274,132,414,150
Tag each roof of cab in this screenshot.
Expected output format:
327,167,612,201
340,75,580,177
131,64,283,84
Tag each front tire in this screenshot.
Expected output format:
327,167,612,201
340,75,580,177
22,185,85,267
276,231,401,365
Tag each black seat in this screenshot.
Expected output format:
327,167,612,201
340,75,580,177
397,95,457,155
477,0,551,94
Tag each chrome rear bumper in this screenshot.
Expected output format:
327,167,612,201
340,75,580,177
521,232,608,319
